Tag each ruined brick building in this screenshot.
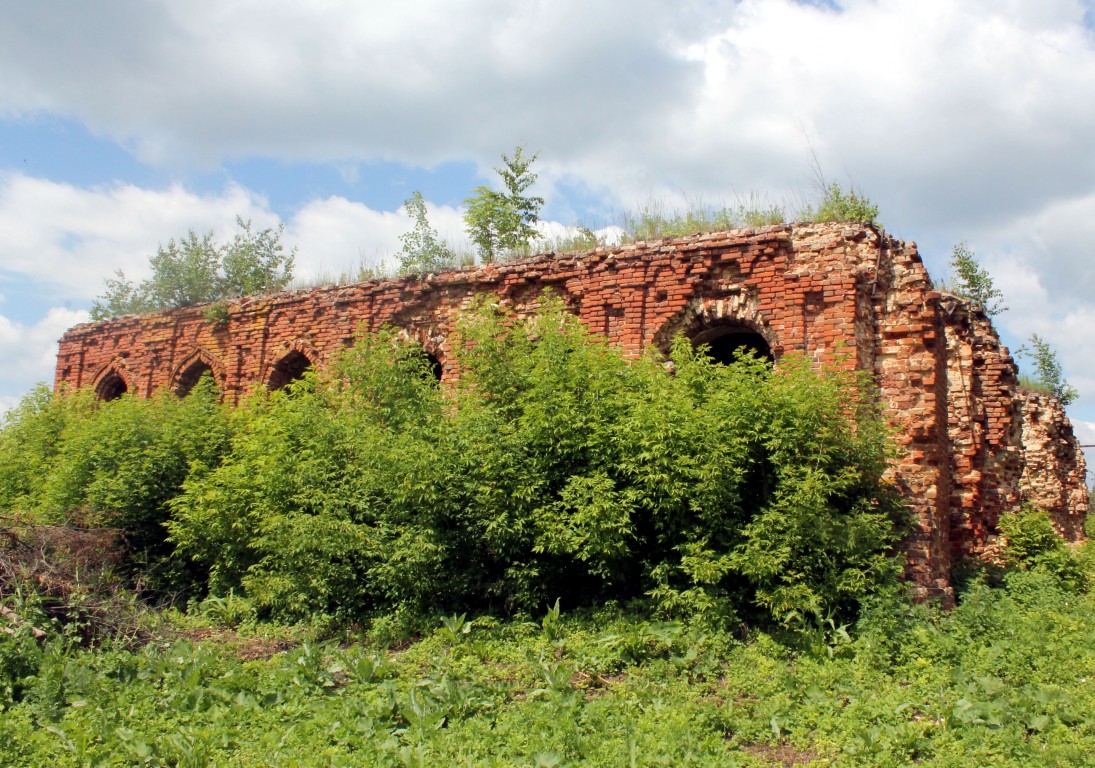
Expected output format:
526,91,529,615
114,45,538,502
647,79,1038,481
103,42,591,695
54,222,1089,599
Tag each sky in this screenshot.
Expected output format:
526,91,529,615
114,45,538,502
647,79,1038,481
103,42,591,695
3,0,1095,464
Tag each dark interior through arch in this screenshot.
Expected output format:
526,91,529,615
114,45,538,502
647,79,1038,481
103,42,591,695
692,325,773,365
422,351,443,382
95,371,128,401
176,361,213,397
268,350,313,391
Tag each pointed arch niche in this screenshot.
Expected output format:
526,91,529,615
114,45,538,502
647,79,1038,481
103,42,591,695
267,350,313,390
171,349,226,397
265,339,321,391
93,367,131,401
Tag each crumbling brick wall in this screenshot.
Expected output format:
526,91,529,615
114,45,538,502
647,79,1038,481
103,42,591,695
54,222,1088,598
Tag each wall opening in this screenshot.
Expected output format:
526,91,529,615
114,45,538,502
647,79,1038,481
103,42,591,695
691,325,773,365
95,371,128,401
268,350,313,390
175,361,213,397
422,351,443,382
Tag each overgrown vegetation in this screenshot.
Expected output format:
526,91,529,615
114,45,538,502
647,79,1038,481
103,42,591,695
1018,333,1078,406
464,145,545,263
91,217,295,319
397,190,458,275
1,518,1092,766
946,242,1007,316
3,302,902,629
4,298,1094,763
803,182,880,227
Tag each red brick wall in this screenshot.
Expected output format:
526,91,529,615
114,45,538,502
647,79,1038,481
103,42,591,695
55,222,1088,598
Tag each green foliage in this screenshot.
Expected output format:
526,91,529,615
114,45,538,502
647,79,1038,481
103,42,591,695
4,556,1095,766
0,376,232,589
1021,333,1078,405
620,196,785,242
0,384,90,516
163,299,902,627
806,182,880,226
201,301,230,326
398,190,457,275
998,505,1086,591
1017,333,1078,406
90,217,295,319
464,145,544,262
947,242,1007,316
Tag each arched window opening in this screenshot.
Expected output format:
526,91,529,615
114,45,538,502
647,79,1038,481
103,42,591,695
268,350,313,391
95,371,128,401
176,361,214,397
422,351,443,383
692,325,773,365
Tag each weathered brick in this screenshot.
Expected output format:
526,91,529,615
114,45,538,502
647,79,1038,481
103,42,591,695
55,222,1087,603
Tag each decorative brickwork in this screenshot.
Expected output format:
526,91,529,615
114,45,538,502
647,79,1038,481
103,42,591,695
55,222,1088,599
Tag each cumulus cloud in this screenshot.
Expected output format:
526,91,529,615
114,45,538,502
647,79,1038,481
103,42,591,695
0,306,88,408
0,172,275,296
0,0,703,173
3,0,1095,428
4,0,1095,228
0,171,451,300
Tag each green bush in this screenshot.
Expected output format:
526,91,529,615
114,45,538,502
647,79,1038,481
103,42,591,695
999,506,1086,591
0,384,92,519
166,300,904,627
808,182,880,226
0,376,232,589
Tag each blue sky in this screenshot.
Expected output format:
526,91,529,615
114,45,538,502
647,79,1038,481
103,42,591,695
3,0,1095,464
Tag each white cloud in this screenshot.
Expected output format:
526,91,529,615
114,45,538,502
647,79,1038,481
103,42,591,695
4,0,1095,230
0,172,274,296
3,0,1095,430
0,172,446,299
0,306,88,402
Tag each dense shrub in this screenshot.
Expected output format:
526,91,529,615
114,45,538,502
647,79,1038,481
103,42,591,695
0,377,232,588
163,300,906,626
998,505,1087,592
0,300,905,626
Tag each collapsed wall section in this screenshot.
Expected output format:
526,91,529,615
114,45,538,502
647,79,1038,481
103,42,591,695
55,222,1088,596
942,300,1087,558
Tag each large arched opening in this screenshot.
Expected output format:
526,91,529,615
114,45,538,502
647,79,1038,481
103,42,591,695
268,350,314,391
691,324,774,365
94,370,128,401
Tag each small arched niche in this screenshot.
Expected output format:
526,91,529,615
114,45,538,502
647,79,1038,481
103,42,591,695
268,350,314,391
691,324,774,365
175,360,214,397
95,370,128,401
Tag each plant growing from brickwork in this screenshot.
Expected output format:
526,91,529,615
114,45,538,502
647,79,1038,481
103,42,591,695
90,217,295,319
807,182,879,226
1018,333,1078,406
398,190,457,275
947,242,1007,316
464,145,544,263
619,196,786,243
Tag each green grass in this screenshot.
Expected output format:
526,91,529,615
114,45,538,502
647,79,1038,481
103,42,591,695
3,557,1095,767
1017,374,1053,396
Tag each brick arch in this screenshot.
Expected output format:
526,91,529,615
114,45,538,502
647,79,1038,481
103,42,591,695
91,360,135,401
654,294,779,361
264,338,321,390
393,325,448,381
171,348,227,397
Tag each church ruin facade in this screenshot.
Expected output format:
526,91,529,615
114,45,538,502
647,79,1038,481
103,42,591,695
54,222,1089,599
